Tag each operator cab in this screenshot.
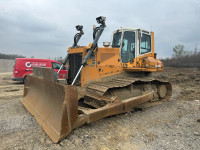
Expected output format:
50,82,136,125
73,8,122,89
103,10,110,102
112,28,152,63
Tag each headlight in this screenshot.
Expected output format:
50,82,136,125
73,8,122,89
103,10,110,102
76,25,83,31
96,16,106,24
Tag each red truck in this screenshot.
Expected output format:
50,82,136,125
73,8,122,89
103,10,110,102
12,58,68,82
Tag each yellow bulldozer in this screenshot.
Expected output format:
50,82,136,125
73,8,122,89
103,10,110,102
22,16,172,143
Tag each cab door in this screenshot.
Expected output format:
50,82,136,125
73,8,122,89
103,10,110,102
52,62,68,79
120,31,136,63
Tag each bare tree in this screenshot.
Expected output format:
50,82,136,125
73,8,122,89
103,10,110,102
172,44,186,58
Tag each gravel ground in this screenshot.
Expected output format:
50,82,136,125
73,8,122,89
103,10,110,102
0,67,200,150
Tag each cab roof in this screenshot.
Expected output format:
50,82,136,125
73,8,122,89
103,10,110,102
113,28,151,34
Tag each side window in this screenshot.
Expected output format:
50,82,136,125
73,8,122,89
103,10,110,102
62,66,67,70
140,34,151,54
52,62,61,70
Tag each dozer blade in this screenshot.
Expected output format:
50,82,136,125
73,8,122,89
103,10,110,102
22,69,82,143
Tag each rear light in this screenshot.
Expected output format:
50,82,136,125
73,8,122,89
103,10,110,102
14,71,18,74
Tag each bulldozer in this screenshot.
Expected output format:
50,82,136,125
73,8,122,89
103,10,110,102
22,16,172,143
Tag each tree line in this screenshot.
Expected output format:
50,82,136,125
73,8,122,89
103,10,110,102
160,44,200,68
0,52,64,63
0,53,25,59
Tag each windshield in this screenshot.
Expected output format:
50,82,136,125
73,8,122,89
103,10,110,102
121,31,135,63
112,32,122,48
140,33,151,54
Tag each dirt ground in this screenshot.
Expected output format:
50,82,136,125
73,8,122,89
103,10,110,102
0,67,200,150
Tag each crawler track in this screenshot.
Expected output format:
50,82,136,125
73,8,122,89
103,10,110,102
84,77,172,108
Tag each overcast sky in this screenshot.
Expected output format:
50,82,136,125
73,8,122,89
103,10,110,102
0,0,200,59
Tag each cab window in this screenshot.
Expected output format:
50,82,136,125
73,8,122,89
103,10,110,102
52,62,67,70
121,31,135,63
62,66,67,70
52,62,61,70
112,32,122,48
140,33,151,54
